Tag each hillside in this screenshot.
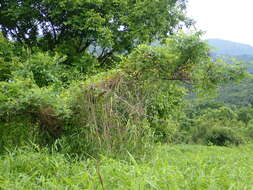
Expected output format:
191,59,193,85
204,39,253,108
208,39,253,56
208,39,253,73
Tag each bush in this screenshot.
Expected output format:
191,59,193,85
15,53,67,87
64,71,153,156
0,58,13,81
0,33,15,81
188,107,246,146
0,78,72,151
189,121,245,146
0,33,248,156
205,127,244,146
237,107,253,125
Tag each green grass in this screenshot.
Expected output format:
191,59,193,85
1,144,253,190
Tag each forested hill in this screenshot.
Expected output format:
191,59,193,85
208,39,253,56
206,39,253,107
208,39,253,72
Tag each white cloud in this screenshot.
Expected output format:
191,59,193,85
187,0,253,45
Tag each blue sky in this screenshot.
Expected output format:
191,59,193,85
187,0,253,45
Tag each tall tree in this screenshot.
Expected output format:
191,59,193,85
0,0,191,64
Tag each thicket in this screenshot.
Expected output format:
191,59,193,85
0,31,250,157
0,0,252,158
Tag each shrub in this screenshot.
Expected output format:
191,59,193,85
188,107,246,146
237,107,253,125
0,78,72,151
205,127,244,146
65,70,153,156
244,119,253,139
0,33,248,156
0,33,15,81
15,53,67,87
149,116,182,143
0,58,13,81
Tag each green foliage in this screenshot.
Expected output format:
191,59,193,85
0,58,13,81
217,79,253,107
17,52,67,87
2,2,253,187
0,77,72,151
0,0,191,65
0,33,14,62
237,107,253,125
124,33,246,95
0,31,249,157
204,127,243,146
245,119,253,138
183,106,246,146
12,52,96,88
0,33,15,81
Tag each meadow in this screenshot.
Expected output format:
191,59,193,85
1,144,253,190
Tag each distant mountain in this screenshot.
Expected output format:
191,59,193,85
205,39,253,107
208,39,253,72
208,39,253,56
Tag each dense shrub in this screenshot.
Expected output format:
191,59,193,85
14,53,66,87
205,127,244,146
0,33,248,156
237,107,253,125
0,34,15,81
63,70,153,156
186,107,246,146
0,78,72,151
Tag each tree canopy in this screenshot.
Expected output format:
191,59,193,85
0,0,191,65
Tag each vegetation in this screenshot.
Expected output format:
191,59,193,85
208,39,253,72
1,145,253,190
0,31,248,155
207,39,253,108
1,0,253,189
0,0,191,67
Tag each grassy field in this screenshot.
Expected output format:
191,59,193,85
1,144,253,190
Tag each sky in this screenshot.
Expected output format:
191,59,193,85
186,0,253,45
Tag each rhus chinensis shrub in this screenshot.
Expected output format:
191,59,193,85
64,70,153,156
63,33,246,155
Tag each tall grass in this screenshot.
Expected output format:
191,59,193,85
63,71,154,157
1,144,253,190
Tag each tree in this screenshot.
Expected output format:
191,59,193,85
0,0,191,65
0,33,15,81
